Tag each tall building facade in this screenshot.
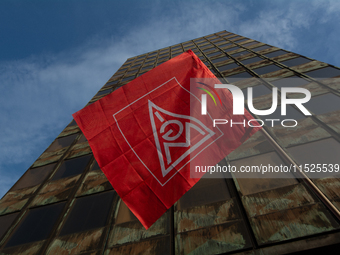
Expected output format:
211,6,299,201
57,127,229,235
0,30,340,254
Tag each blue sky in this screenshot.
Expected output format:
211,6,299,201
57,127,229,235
1,0,340,198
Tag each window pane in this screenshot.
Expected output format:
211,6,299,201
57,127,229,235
270,76,310,89
46,134,78,152
259,105,306,126
176,178,230,210
280,57,311,67
0,212,19,240
252,64,282,75
90,161,100,171
226,71,253,82
231,50,248,57
5,202,65,247
11,163,56,191
67,120,77,127
264,50,288,58
212,56,229,64
207,51,221,57
52,154,92,180
95,89,112,97
115,200,137,224
60,191,115,236
252,45,271,52
241,56,263,65
242,41,259,47
304,66,340,80
304,93,340,115
242,84,272,99
218,62,239,71
225,46,240,52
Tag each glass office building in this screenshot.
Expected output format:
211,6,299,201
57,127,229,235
0,30,340,254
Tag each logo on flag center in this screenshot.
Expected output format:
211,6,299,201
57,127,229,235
113,77,223,186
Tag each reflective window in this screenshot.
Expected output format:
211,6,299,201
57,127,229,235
218,62,239,71
252,64,282,75
5,202,65,247
141,65,153,71
259,105,305,126
230,36,242,40
225,46,240,52
264,50,288,58
241,56,263,65
51,155,92,181
90,161,100,172
95,89,112,97
211,56,229,64
177,178,230,210
280,57,311,67
234,38,248,43
242,84,272,99
231,152,297,196
0,212,19,240
46,134,78,152
207,51,221,57
60,191,115,236
242,41,259,47
231,50,248,57
252,45,271,52
76,134,87,144
11,163,56,191
218,43,233,48
226,71,253,82
304,66,340,80
288,138,340,167
304,93,340,115
122,75,135,82
270,76,310,89
67,119,77,127
104,80,118,87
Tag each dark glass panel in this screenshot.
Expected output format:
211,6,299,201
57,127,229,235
280,57,311,67
241,56,263,65
218,62,239,71
304,93,340,115
104,80,118,87
252,64,282,75
270,76,310,89
60,191,115,235
46,134,78,152
207,51,221,57
212,56,229,64
122,75,135,82
51,154,92,181
304,66,340,80
252,45,271,52
226,71,253,82
259,105,305,126
264,50,288,58
11,163,56,191
218,43,233,48
242,41,259,47
90,161,100,172
242,84,272,99
225,46,240,52
0,212,19,240
141,65,153,71
177,178,230,210
77,134,87,143
67,119,77,127
5,202,65,247
231,50,248,57
95,89,112,97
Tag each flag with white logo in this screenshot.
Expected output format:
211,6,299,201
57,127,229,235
73,50,261,229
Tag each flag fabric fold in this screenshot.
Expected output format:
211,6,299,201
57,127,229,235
73,50,261,229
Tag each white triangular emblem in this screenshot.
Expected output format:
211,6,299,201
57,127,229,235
148,100,215,177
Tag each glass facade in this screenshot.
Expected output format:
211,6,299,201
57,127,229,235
0,30,340,254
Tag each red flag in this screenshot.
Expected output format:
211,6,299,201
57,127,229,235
73,50,261,229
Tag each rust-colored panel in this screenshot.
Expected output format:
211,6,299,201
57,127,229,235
67,143,92,159
175,199,240,233
261,68,292,79
46,228,104,255
271,118,331,148
31,175,80,207
241,183,316,217
0,240,44,255
107,212,169,247
76,170,112,197
250,203,339,245
0,186,37,215
318,110,340,135
291,60,327,74
314,176,340,201
227,132,273,161
321,77,340,91
105,236,170,255
176,221,252,255
32,148,68,168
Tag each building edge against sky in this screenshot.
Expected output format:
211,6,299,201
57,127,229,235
0,30,340,254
